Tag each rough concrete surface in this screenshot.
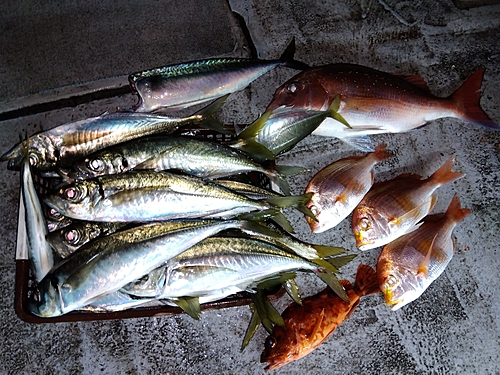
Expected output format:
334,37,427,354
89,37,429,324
0,1,499,374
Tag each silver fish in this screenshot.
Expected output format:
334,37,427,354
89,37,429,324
157,236,345,301
29,219,274,317
0,98,227,171
43,171,312,223
21,150,54,282
130,38,308,112
230,98,349,160
66,136,302,195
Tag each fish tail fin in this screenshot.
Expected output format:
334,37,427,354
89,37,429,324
265,192,316,219
372,142,393,162
228,111,275,161
267,164,309,196
240,209,295,234
429,157,465,187
279,37,310,71
327,95,352,129
450,68,499,130
354,264,379,296
194,95,235,135
445,194,472,224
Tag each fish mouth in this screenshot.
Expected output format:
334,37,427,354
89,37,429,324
385,297,405,311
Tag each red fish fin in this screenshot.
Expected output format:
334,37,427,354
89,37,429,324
429,157,464,186
308,308,326,340
445,194,472,224
417,233,437,277
372,142,393,163
395,74,431,92
389,199,433,227
335,194,347,204
354,264,379,296
450,68,499,129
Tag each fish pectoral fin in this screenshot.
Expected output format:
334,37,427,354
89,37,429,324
339,136,375,152
308,308,326,340
132,147,182,171
283,278,302,305
417,233,438,277
389,200,432,227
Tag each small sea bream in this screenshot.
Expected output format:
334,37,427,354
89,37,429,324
305,143,393,233
260,264,379,370
352,157,464,250
377,194,471,310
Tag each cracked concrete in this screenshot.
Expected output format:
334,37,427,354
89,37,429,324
1,0,499,374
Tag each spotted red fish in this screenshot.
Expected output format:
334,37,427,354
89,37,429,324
260,264,379,370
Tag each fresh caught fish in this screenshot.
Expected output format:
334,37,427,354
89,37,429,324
352,157,464,250
377,194,471,310
130,38,308,112
29,219,275,317
43,171,313,223
21,149,54,282
46,221,130,259
305,143,393,233
44,205,73,232
266,64,499,149
123,232,350,300
260,264,379,370
230,98,349,159
157,236,347,302
0,97,228,171
65,135,303,195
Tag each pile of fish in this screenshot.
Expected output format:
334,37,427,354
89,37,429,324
2,37,498,370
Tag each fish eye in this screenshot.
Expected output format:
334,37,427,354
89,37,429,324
287,83,298,93
87,158,105,172
28,153,39,166
385,275,399,288
48,208,62,219
62,186,86,202
359,218,371,231
64,229,81,244
309,205,319,216
265,336,277,349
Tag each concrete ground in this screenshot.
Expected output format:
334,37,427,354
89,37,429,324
1,0,499,374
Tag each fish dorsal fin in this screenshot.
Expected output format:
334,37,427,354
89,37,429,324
394,74,431,92
417,233,438,277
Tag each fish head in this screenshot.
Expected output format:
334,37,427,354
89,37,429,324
1,137,57,170
28,277,63,317
260,331,301,371
266,79,330,112
305,192,334,233
43,181,101,220
377,262,424,311
46,225,94,257
352,206,391,250
72,151,127,181
134,76,171,112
